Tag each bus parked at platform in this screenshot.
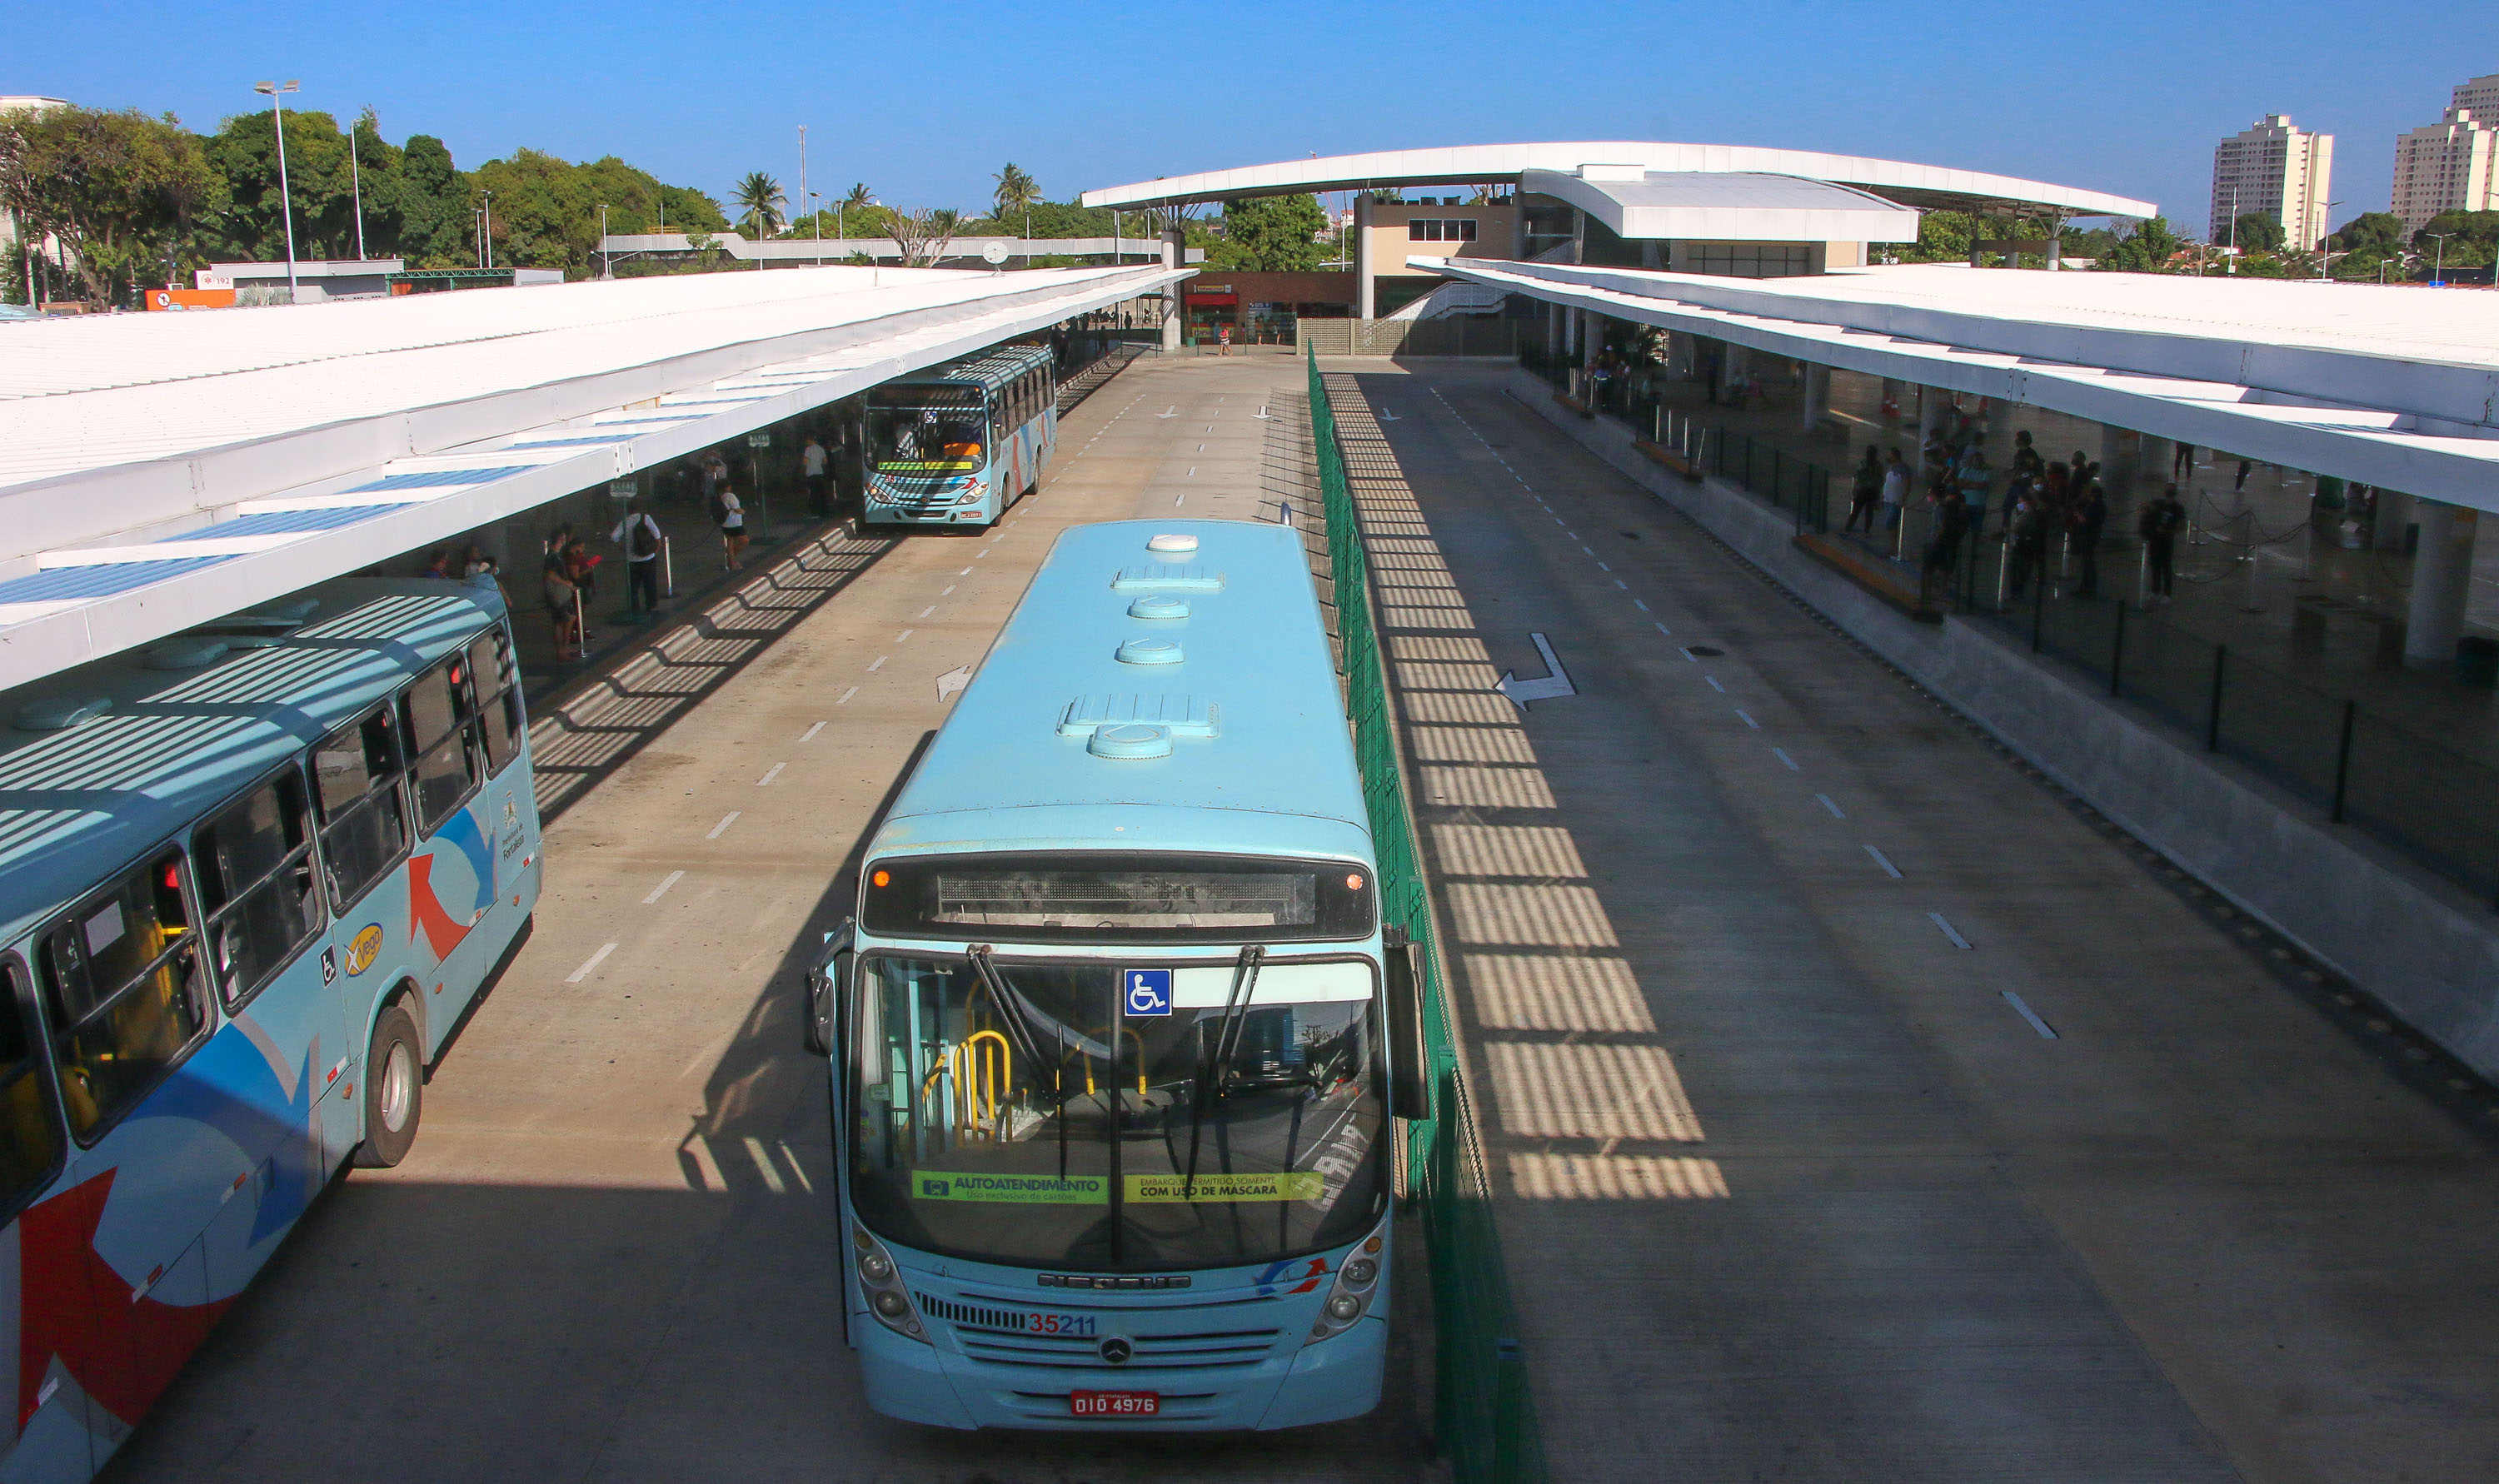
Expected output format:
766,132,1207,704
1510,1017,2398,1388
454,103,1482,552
0,576,541,1481
803,520,1428,1432
862,343,1056,530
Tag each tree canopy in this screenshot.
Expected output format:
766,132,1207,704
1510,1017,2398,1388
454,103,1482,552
4,100,727,305
1207,194,1329,271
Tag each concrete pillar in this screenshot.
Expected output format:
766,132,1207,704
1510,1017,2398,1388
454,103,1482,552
2374,489,2415,552
1544,298,1560,357
1800,363,1830,433
1916,385,1946,447
1571,208,1584,265
1160,229,1182,351
2405,500,2477,669
1354,195,1374,321
1509,202,1526,261
2099,425,2140,498
1719,342,1749,406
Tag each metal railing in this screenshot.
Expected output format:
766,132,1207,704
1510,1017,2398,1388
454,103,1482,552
1969,563,2499,906
1308,346,1545,1482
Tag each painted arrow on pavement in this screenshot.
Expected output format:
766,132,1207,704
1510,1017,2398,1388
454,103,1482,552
1495,633,1576,709
1154,406,1179,418
935,666,972,701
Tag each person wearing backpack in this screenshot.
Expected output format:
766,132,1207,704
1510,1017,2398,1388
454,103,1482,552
611,507,665,615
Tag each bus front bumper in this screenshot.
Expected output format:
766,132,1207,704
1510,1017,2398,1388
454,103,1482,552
856,1312,1386,1432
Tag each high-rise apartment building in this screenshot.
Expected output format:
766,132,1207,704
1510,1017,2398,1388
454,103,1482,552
2210,114,2334,251
2391,73,2499,235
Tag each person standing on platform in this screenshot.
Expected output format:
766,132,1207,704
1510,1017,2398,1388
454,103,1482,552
1956,444,1993,543
1847,446,1883,532
802,434,830,518
2142,484,2186,600
611,506,665,615
1879,447,1909,532
2073,482,2108,597
1921,486,1970,610
2008,491,2047,600
542,544,581,662
713,483,748,570
2172,441,2196,479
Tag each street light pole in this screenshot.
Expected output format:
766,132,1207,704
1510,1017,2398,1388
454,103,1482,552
253,81,301,303
798,125,808,264
349,124,367,259
811,192,822,264
481,190,494,271
597,203,610,279
2427,232,2454,286
2317,198,2343,280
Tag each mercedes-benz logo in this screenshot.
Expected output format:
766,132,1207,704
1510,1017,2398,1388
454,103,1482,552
1098,1337,1132,1365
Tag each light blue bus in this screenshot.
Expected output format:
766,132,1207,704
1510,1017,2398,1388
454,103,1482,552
0,576,540,1481
804,520,1427,1432
862,343,1056,530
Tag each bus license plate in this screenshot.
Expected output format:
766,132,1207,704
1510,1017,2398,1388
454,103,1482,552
1071,1390,1159,1417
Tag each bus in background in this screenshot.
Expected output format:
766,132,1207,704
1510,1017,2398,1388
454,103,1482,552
0,576,541,1481
862,343,1056,530
802,520,1430,1432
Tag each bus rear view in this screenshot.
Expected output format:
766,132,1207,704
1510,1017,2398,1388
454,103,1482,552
807,520,1398,1431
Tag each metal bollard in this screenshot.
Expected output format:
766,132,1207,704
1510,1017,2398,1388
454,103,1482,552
661,536,676,598
2137,544,2152,609
571,587,585,661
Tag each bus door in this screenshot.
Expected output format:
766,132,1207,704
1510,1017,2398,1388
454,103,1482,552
35,850,226,1438
402,644,503,1057
0,957,100,1478
310,703,415,1168
189,764,334,1292
465,629,536,909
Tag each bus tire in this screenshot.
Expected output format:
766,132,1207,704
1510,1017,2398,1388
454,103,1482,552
353,1001,425,1168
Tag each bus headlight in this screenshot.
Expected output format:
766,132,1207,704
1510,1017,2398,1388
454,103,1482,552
852,1223,929,1344
1305,1221,1388,1346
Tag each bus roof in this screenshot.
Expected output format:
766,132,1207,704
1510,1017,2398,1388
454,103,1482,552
0,576,506,947
873,341,1054,396
870,520,1372,865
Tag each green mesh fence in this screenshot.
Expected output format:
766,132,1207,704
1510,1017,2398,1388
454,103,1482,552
1306,347,1545,1484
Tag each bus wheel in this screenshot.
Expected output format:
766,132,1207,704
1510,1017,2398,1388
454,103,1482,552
353,1001,424,1168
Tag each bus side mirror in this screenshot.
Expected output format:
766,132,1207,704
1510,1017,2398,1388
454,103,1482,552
1383,929,1433,1122
803,919,855,1058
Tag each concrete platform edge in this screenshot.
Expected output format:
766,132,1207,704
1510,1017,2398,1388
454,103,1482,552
1504,362,2499,1082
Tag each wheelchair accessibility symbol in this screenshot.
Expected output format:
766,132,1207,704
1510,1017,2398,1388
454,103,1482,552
1125,969,1172,1017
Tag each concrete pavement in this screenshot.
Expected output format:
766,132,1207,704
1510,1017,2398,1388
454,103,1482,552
1339,361,2499,1484
103,356,1427,1484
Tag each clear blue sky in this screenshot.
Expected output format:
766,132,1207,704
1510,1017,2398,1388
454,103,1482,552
15,0,2494,236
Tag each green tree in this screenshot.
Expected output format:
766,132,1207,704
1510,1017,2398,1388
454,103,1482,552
2095,215,2180,273
0,103,224,306
390,134,471,266
2328,211,2404,256
472,148,604,275
1896,209,1976,263
992,162,1038,222
2230,212,2285,255
1214,193,1328,271
733,171,786,241
2412,209,2499,268
206,105,370,261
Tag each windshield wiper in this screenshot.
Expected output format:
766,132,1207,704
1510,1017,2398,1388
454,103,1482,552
1180,944,1264,1199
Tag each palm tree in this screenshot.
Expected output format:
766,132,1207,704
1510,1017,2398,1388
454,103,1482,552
992,162,1039,222
733,171,786,242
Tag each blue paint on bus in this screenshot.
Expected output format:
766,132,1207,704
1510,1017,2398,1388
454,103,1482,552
816,521,1393,1432
862,343,1057,530
0,575,541,1480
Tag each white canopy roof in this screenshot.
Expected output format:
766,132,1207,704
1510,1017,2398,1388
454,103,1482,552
1434,258,2499,510
1519,169,1922,244
0,263,1187,689
1085,142,2155,220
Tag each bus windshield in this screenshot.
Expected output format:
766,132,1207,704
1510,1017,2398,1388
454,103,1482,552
866,386,985,475
847,954,1384,1272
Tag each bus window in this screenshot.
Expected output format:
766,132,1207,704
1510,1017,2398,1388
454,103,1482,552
469,627,524,775
0,962,64,1218
193,771,322,1009
38,851,210,1141
313,707,410,909
405,651,480,834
